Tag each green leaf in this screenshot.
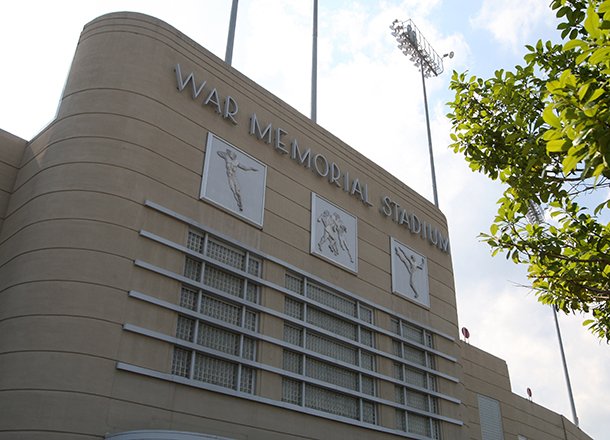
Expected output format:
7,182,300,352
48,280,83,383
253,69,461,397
563,39,586,51
584,5,602,38
543,106,561,128
547,139,569,152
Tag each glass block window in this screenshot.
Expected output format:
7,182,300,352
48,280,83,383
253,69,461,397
184,257,202,281
305,383,359,420
197,323,240,356
306,357,359,391
395,385,405,404
244,310,257,331
180,286,198,311
407,389,429,411
283,350,303,374
200,294,242,326
187,230,205,253
393,339,402,357
247,255,262,277
404,366,427,388
307,307,357,340
403,345,426,365
176,316,195,341
282,378,302,405
240,366,256,393
284,324,303,346
206,238,245,271
360,328,374,347
425,331,434,348
391,318,400,334
361,375,375,396
204,266,243,298
408,412,431,437
431,419,441,439
359,305,373,324
171,347,191,377
243,336,256,360
193,353,238,389
285,297,304,319
285,273,304,295
396,410,407,431
401,322,424,344
362,400,376,424
306,282,356,317
245,282,259,303
307,332,357,365
360,351,375,371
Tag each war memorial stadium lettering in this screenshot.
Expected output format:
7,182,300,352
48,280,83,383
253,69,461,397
175,63,449,253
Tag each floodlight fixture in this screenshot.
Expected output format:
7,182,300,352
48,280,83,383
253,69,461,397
390,18,449,207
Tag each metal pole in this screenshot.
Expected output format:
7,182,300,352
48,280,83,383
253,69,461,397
311,0,318,122
552,306,579,427
225,0,239,65
419,64,439,207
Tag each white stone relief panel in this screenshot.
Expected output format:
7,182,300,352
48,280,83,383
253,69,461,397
390,237,430,307
200,133,267,227
310,193,358,272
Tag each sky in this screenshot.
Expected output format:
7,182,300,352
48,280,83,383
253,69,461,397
1,1,608,439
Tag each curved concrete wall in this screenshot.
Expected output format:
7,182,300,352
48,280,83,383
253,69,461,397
0,11,460,440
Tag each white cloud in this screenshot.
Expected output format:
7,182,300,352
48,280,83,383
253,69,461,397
470,0,559,53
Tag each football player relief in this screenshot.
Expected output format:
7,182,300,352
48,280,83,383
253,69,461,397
200,133,267,227
310,193,358,272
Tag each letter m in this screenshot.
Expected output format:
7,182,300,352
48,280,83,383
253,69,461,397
249,113,273,144
174,64,207,99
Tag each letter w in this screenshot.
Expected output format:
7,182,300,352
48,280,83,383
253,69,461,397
175,64,207,99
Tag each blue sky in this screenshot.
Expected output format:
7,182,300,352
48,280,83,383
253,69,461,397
1,1,608,439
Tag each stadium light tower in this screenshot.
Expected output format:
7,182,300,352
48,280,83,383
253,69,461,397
390,19,452,208
526,201,579,427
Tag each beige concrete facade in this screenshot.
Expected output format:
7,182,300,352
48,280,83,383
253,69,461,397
0,12,591,440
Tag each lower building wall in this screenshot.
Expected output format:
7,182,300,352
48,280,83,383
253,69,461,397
460,342,592,440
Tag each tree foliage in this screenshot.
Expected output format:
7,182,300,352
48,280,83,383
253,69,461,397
447,0,610,340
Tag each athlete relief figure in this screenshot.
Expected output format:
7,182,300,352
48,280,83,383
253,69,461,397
395,246,424,298
333,212,354,263
217,148,258,211
317,210,354,263
317,210,339,255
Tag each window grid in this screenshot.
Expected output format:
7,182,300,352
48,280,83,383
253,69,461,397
187,230,205,254
180,286,198,311
171,231,263,396
206,237,246,271
395,410,440,439
184,257,202,281
176,316,195,341
204,265,243,298
284,324,303,346
158,226,457,435
306,282,357,317
282,377,302,405
305,330,357,365
285,273,304,295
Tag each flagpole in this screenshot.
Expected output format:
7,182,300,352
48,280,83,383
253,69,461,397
225,0,239,65
311,0,318,122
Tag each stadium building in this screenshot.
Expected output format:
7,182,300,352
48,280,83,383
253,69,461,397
0,12,592,440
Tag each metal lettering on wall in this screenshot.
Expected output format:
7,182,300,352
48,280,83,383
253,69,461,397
175,63,449,252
